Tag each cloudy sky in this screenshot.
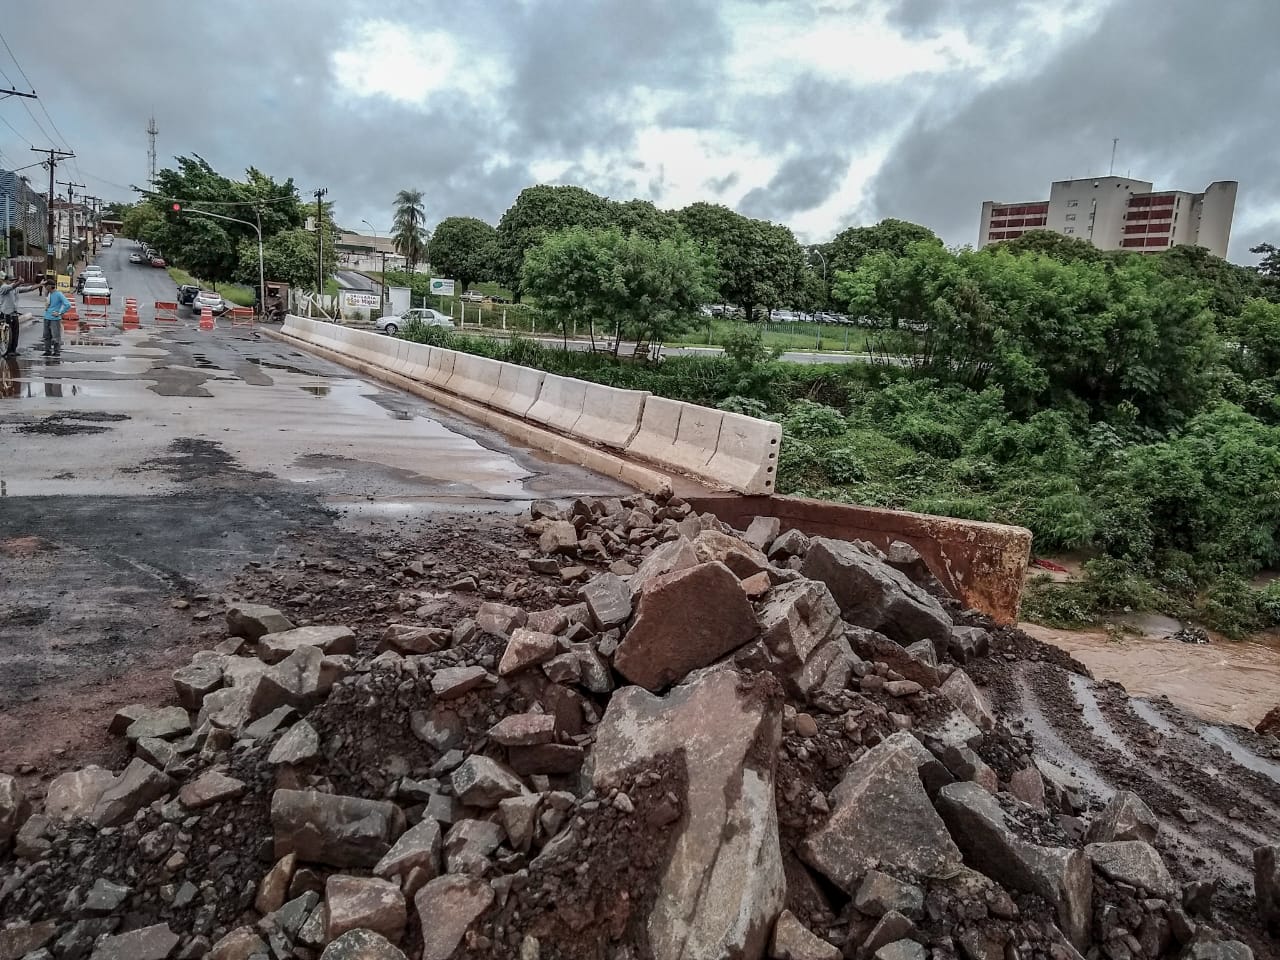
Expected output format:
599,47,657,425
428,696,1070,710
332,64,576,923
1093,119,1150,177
1,0,1275,261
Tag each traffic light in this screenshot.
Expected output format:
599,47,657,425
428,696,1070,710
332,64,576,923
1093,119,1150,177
172,203,181,212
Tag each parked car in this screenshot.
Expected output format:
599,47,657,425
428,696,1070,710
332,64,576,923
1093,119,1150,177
459,290,485,303
150,255,166,268
193,290,228,315
81,276,112,302
176,284,200,306
488,294,509,304
101,236,113,247
129,252,143,264
377,308,454,336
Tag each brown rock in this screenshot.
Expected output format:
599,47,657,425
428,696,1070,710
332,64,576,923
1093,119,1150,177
939,670,995,731
594,664,784,960
848,627,940,689
383,624,450,654
258,625,356,664
489,713,556,746
769,909,841,959
476,601,528,636
450,755,527,807
508,743,585,776
1257,705,1280,737
1009,767,1046,810
414,875,495,960
207,925,268,960
326,875,407,943
629,537,699,594
374,818,442,891
90,758,174,827
526,607,568,635
538,520,578,554
88,923,179,960
614,561,760,691
0,774,31,851
256,853,297,915
271,789,406,868
498,794,541,852
498,628,560,676
319,929,408,959
226,602,294,641
178,770,245,809
741,571,772,597
579,572,633,629
757,579,842,674
430,665,495,699
1084,790,1159,844
743,516,781,552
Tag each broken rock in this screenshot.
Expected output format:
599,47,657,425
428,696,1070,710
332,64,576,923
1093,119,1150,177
268,719,321,765
476,601,528,636
450,755,527,807
90,758,174,828
854,869,925,919
580,572,633,629
769,909,841,960
1086,841,1177,899
0,774,31,851
320,929,408,960
414,875,495,960
326,875,407,943
226,602,294,641
258,624,356,664
801,538,952,645
87,923,179,960
1085,790,1159,844
936,781,1091,949
124,706,191,743
756,579,842,675
1257,844,1280,933
939,669,995,732
498,628,559,676
171,660,223,711
178,769,245,809
801,731,962,892
594,664,785,960
272,789,406,868
374,817,442,890
614,561,760,691
489,713,556,746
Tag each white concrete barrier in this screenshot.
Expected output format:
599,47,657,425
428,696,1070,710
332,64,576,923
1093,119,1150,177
706,409,782,495
403,342,434,381
444,352,504,406
527,373,588,434
626,396,683,465
569,382,648,450
490,363,546,419
423,347,456,388
626,397,721,477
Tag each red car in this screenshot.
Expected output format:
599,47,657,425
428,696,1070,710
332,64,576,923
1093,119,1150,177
150,256,166,267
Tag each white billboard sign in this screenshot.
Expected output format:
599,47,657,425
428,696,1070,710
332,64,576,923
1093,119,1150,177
430,278,456,296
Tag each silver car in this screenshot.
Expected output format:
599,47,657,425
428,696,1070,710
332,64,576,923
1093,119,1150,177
377,308,455,336
193,290,227,315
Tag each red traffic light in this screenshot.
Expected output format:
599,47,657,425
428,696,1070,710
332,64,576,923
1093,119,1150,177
172,203,181,212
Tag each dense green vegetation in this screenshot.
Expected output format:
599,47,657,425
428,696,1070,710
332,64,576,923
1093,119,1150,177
403,229,1280,637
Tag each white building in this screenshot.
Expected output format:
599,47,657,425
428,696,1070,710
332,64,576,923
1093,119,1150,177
979,177,1237,258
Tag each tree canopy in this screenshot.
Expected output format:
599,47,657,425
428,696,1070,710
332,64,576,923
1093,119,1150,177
428,217,497,294
392,189,428,273
824,218,942,275
494,185,614,299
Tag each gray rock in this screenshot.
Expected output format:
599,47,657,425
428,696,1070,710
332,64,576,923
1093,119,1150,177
756,579,842,676
769,909,841,959
172,660,223,711
91,758,174,827
498,629,559,676
82,877,132,915
410,708,465,751
614,561,760,692
178,769,245,809
0,774,31,851
443,818,505,874
802,732,962,892
206,925,267,960
538,520,578,554
594,664,784,960
430,665,494,699
269,891,320,939
1182,938,1254,960
743,516,781,552
414,875,495,960
875,940,927,960
489,713,556,746
88,923,179,960
476,602,528,636
580,572,633,629
325,874,407,943
948,626,990,664
271,789,406,868
508,743,585,776
319,929,408,959
846,626,940,689
44,765,116,822
258,625,356,664
0,921,57,960
226,602,294,641
13,812,50,858
1085,790,1159,844
268,720,321,765
248,645,344,718
854,869,924,918
629,537,700,595
862,911,918,956
1258,844,1280,933
108,703,149,735
938,669,995,731
123,706,191,743
383,624,450,654
498,794,541,852
801,538,952,645
936,781,1091,949
374,817,442,891
1086,841,1177,899
197,687,253,732
450,755,527,807
135,737,178,770
768,529,810,560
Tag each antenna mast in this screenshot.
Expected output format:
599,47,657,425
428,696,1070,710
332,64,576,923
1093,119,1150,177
147,115,158,185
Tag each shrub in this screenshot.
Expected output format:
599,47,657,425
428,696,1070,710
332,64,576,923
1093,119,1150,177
784,400,847,440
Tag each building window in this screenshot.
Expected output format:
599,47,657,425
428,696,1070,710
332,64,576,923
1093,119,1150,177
1065,214,1076,221
1066,200,1079,207
1064,228,1074,234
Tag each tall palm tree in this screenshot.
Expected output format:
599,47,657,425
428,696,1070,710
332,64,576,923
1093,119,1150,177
392,189,428,273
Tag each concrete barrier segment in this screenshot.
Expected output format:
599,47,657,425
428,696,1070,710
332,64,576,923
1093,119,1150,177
705,409,782,496
527,373,588,433
569,382,649,450
490,363,547,419
444,352,505,406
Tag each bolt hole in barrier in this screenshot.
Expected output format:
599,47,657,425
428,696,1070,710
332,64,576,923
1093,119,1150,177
279,317,783,495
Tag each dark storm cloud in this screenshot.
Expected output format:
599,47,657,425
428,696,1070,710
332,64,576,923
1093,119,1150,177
866,0,1280,259
740,152,851,221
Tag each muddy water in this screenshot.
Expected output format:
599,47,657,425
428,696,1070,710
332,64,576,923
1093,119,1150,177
1022,623,1280,728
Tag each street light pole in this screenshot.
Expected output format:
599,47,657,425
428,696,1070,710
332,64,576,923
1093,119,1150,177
362,219,390,310
184,207,264,319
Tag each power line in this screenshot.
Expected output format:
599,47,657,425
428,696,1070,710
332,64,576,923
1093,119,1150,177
0,31,36,91
0,111,33,148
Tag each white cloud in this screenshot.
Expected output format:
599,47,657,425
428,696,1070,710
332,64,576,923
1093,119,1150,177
331,20,507,105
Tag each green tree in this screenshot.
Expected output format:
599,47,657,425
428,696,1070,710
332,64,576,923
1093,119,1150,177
521,226,713,352
999,229,1109,265
392,189,428,273
238,227,337,291
609,199,675,240
121,204,162,242
495,185,613,299
1252,242,1280,278
824,218,942,274
428,217,496,293
675,202,803,320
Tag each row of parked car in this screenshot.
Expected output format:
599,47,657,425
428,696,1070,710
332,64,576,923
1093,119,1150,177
700,304,856,324
128,240,167,268
176,284,230,315
75,264,112,301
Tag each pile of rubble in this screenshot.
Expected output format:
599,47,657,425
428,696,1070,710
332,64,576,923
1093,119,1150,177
1,494,1277,960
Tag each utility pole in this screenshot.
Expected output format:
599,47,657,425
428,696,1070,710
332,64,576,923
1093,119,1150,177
313,187,328,295
147,116,159,185
84,195,103,256
0,88,37,101
32,147,74,279
57,180,85,271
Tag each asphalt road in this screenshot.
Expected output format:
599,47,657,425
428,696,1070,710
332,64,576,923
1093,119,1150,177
0,261,627,726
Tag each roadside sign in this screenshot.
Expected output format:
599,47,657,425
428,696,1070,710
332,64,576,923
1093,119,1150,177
430,278,455,296
342,292,379,309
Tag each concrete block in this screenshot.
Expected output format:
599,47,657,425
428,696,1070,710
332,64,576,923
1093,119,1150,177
570,382,648,450
489,363,546,418
527,373,588,434
626,395,682,464
706,409,782,495
445,353,504,406
403,342,434,382
423,347,457,388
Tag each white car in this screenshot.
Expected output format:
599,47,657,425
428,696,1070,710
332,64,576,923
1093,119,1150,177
192,290,227,315
377,308,454,336
81,276,111,302
101,236,113,247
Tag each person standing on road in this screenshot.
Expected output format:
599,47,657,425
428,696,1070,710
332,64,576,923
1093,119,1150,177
41,278,70,357
0,272,40,356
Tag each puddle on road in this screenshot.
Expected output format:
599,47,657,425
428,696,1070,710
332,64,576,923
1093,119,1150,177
1023,622,1280,728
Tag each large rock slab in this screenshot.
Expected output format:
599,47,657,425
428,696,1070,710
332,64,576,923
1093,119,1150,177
91,759,174,827
325,875,407,943
258,625,356,664
414,875,494,960
614,561,760,691
272,789,406,868
801,538,952,645
629,537,699,595
226,602,294,641
594,664,785,960
1085,841,1176,899
87,923,179,960
801,732,962,892
937,781,1091,949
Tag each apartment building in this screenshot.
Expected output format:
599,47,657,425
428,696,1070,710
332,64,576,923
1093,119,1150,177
0,168,49,253
979,177,1237,258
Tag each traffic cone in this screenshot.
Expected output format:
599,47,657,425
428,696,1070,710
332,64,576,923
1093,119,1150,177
122,302,140,330
198,306,215,331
